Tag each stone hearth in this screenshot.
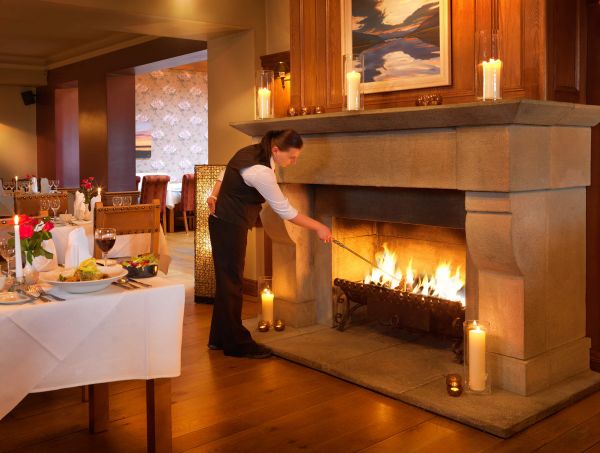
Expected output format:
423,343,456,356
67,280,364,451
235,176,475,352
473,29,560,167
232,100,600,435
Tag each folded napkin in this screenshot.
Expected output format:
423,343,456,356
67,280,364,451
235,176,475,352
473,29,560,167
89,194,101,223
30,177,39,193
40,178,50,193
64,227,92,268
32,239,58,272
74,191,87,220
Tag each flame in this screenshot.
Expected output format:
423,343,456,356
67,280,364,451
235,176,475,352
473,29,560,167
364,244,465,305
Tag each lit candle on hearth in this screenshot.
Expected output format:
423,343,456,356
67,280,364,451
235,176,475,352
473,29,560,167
468,321,487,391
346,70,361,110
257,87,271,119
13,215,23,280
261,288,274,325
481,58,502,101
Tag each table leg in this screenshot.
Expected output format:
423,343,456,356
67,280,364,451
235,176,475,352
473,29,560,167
88,383,109,433
146,378,172,453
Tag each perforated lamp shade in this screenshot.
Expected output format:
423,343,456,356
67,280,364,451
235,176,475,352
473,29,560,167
194,164,226,303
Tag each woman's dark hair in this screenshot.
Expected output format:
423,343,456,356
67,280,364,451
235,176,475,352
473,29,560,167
265,129,303,151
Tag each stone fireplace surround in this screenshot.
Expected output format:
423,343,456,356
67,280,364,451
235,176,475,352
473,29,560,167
232,100,600,433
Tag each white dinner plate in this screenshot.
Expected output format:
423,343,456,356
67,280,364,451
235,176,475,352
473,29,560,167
40,266,128,294
0,291,33,305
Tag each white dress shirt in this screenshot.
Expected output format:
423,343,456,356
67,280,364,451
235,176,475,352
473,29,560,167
218,158,298,220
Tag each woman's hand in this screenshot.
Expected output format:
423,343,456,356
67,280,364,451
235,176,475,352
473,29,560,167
207,196,217,215
316,223,332,243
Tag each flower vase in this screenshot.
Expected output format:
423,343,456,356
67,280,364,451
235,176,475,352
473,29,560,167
23,261,39,285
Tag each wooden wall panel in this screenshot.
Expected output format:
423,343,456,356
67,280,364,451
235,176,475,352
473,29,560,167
547,0,587,102
586,0,600,372
290,0,546,110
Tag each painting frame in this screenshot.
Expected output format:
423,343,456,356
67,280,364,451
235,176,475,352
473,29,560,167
342,0,452,94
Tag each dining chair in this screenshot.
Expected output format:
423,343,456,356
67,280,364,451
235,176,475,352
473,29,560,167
140,175,170,233
174,174,195,234
93,199,161,259
14,192,68,216
58,187,80,214
101,191,141,206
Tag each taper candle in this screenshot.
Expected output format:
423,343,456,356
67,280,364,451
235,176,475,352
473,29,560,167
13,215,23,280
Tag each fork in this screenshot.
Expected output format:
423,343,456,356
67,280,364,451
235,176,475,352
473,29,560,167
36,287,66,301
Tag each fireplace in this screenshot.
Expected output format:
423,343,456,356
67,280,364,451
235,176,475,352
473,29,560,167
331,216,467,359
233,101,600,400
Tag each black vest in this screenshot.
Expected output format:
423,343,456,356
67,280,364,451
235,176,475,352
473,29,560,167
215,138,271,229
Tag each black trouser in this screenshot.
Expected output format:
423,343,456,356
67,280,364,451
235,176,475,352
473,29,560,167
208,215,255,354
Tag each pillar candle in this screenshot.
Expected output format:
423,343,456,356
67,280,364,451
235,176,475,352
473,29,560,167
98,187,101,197
346,70,361,110
482,58,502,100
257,87,271,119
468,323,487,391
13,215,23,280
261,288,274,324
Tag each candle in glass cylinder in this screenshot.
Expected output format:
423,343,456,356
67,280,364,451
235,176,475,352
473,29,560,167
346,70,361,110
482,58,502,100
13,215,23,280
257,87,271,119
468,322,487,391
261,288,274,325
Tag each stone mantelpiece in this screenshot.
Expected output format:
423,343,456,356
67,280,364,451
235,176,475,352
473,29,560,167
232,100,600,397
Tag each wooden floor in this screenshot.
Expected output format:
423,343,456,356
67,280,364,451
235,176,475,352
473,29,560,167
1,233,600,452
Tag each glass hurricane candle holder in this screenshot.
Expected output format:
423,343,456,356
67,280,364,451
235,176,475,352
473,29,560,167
343,53,364,111
445,374,463,397
258,276,274,326
463,320,491,394
477,30,503,101
256,70,274,119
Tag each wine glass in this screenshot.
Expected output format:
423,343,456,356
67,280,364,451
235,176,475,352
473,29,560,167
0,238,15,277
94,228,116,266
112,196,123,207
54,179,60,192
122,196,131,206
40,198,50,216
50,198,60,220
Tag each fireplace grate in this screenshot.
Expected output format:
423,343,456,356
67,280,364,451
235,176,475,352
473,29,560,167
333,278,465,362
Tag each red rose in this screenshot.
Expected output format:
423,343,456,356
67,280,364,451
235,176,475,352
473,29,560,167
82,179,88,185
19,214,32,225
19,223,34,239
42,221,54,232
88,176,94,181
85,183,92,190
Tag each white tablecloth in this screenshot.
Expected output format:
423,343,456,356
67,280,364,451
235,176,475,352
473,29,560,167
0,277,185,419
50,222,171,272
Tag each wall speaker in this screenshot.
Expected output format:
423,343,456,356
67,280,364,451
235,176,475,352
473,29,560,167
21,90,36,105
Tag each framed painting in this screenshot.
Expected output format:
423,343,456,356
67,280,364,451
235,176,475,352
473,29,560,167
343,0,451,94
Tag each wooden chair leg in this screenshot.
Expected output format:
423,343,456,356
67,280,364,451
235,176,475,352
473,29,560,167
168,207,175,233
146,378,172,453
89,383,109,433
183,211,189,234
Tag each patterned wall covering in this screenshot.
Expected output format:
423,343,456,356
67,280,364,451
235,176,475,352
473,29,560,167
135,69,208,183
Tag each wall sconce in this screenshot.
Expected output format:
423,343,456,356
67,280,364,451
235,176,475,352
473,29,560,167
194,164,226,303
275,61,288,89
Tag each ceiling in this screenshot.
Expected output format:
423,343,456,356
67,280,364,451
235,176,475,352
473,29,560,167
0,0,263,86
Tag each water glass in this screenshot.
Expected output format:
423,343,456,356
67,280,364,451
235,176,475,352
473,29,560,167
40,198,50,215
112,196,123,207
50,198,60,220
0,238,15,277
122,196,132,206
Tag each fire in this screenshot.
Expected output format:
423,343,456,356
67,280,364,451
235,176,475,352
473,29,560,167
364,244,465,305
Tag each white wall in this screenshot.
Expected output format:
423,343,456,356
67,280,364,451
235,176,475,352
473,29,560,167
0,87,37,181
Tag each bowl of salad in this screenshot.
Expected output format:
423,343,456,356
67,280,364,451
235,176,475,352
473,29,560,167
121,254,159,278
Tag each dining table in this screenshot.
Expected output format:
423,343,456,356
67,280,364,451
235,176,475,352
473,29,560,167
0,276,185,451
50,219,171,272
